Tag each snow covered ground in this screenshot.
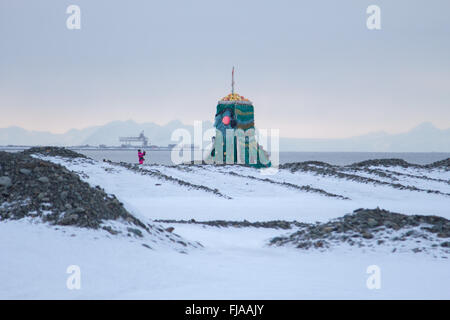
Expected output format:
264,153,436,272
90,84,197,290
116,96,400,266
31,156,450,222
1,155,449,299
1,219,448,299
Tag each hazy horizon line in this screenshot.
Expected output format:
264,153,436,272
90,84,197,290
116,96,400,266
1,119,449,140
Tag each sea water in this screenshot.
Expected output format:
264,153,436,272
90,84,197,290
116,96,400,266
76,150,450,166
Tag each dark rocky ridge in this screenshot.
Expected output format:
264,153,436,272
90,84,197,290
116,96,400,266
0,151,145,230
155,218,306,229
22,146,88,159
279,160,450,197
348,158,450,169
349,158,419,168
280,158,450,170
270,208,450,254
427,158,450,169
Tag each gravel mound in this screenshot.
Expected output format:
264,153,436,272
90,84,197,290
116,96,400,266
282,158,450,170
155,219,304,229
0,151,144,229
349,158,416,168
270,208,450,256
23,146,87,159
427,158,450,169
279,161,334,171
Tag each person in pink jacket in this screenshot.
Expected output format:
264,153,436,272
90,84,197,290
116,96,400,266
137,149,146,165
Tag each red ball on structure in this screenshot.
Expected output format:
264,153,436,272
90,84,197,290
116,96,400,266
222,116,231,125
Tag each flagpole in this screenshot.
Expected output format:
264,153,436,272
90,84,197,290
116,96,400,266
231,66,235,95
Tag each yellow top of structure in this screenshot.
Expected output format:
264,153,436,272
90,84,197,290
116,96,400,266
220,93,251,102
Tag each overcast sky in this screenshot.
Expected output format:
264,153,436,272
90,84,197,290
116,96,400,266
1,0,449,138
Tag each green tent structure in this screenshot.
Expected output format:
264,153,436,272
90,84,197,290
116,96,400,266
205,75,271,168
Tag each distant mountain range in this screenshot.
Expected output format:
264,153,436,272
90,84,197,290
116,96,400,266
0,121,449,152
279,122,450,152
0,120,212,148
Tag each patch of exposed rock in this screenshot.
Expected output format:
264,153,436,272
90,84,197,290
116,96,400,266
270,208,450,257
427,158,450,170
279,161,335,172
348,157,450,170
349,158,418,168
1,151,144,229
22,146,87,159
282,158,450,171
155,219,307,229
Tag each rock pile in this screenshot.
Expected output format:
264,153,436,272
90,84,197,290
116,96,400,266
281,158,450,171
349,158,417,168
279,161,334,172
155,218,303,230
270,208,450,255
427,158,450,169
349,158,450,169
0,151,144,229
22,146,88,159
